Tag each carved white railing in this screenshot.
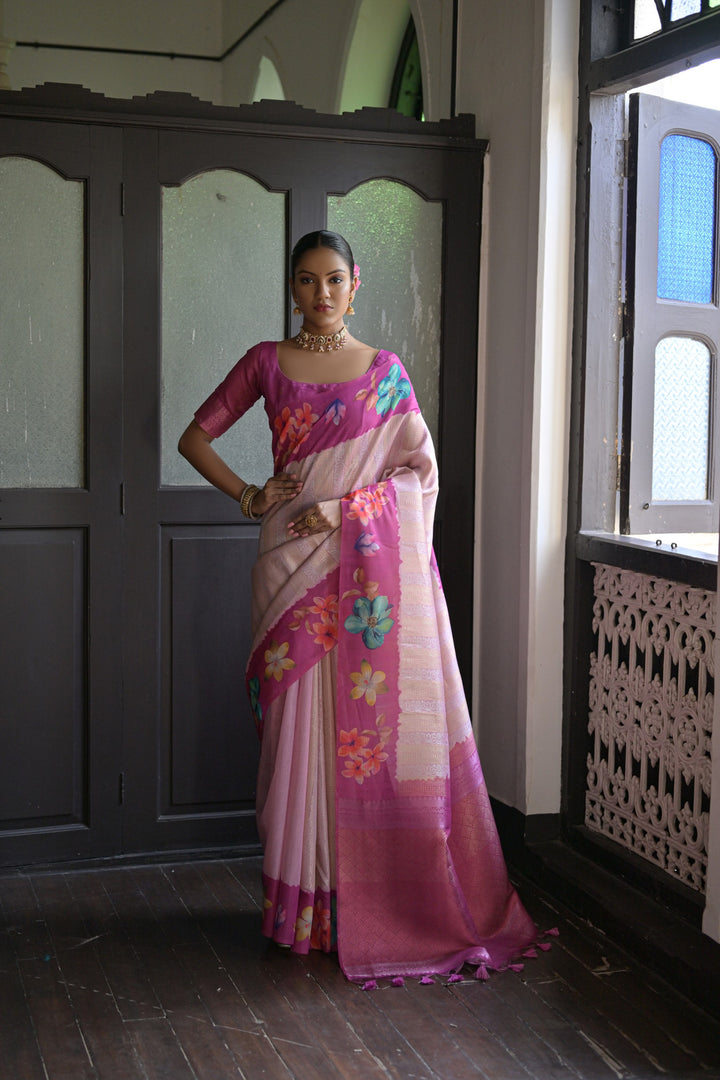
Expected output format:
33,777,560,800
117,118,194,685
586,563,715,892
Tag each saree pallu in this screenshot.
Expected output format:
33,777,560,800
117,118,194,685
212,347,540,983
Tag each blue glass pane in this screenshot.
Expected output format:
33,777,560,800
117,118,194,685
671,0,701,17
657,134,716,303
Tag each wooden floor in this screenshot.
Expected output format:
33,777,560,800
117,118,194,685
1,856,719,1080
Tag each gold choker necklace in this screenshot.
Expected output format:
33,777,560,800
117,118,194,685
294,325,347,352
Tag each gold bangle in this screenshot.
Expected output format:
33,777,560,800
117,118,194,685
240,483,260,519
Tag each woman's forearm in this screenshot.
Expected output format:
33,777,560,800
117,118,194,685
178,420,247,502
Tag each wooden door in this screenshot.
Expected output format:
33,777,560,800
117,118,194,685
0,119,124,865
0,89,485,865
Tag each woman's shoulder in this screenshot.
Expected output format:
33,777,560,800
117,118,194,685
238,340,278,377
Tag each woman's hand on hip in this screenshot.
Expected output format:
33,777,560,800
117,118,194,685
287,499,341,538
252,471,303,516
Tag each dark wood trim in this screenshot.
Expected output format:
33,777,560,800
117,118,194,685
586,9,720,93
562,558,596,830
0,85,481,147
518,837,720,1021
576,530,717,589
489,799,561,865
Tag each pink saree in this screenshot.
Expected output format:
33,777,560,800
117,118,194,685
195,341,538,983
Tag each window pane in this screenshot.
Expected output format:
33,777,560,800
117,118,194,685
0,157,85,488
327,180,442,444
652,336,711,501
161,170,283,486
634,0,661,38
657,134,716,304
670,0,701,17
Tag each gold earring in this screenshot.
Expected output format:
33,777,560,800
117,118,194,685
293,304,301,315
346,303,355,316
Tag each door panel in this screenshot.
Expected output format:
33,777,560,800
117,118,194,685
0,121,124,865
162,528,260,812
0,530,85,825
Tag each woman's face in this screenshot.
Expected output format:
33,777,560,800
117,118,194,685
291,246,354,330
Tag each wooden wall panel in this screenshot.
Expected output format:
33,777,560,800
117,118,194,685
0,529,85,827
161,528,260,814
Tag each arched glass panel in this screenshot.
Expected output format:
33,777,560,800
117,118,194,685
652,336,711,501
0,157,84,487
161,170,283,485
252,56,285,102
327,179,442,443
657,134,716,304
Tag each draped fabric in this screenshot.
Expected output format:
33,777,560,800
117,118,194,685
195,341,537,981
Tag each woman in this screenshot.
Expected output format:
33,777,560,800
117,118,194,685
178,230,540,985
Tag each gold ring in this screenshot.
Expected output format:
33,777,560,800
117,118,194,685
304,513,318,529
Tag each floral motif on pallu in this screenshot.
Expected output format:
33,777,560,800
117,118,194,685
262,873,337,954
346,483,389,526
289,592,339,654
247,573,339,715
336,486,402,799
264,640,295,682
248,676,263,736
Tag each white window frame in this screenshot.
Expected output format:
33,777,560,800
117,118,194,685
624,92,720,535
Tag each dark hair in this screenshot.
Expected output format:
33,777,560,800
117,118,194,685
290,230,354,278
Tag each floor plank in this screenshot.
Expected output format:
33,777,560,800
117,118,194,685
2,857,720,1080
33,872,145,1080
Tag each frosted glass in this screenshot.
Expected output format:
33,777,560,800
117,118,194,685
327,180,442,445
652,336,710,501
0,157,84,488
634,0,702,36
162,170,284,486
657,135,716,304
634,0,662,37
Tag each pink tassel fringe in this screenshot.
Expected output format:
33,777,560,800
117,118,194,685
361,980,378,991
391,977,405,987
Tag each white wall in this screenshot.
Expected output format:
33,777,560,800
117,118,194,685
2,0,454,119
458,0,578,815
340,0,409,114
222,0,357,113
4,0,222,101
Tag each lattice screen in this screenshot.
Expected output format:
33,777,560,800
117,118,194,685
586,563,715,892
